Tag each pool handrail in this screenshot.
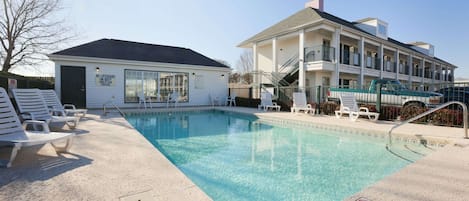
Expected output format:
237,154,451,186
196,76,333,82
103,96,125,117
388,101,468,145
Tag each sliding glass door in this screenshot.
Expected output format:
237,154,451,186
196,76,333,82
125,70,188,103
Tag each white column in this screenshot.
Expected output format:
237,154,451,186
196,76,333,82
408,54,413,88
395,49,399,80
253,43,259,98
438,64,443,83
421,58,425,84
332,28,341,86
272,38,278,73
359,37,365,87
298,30,305,92
431,62,436,84
450,67,454,83
445,66,449,82
378,44,384,78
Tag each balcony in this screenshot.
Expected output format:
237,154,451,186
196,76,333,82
341,52,361,67
304,45,336,63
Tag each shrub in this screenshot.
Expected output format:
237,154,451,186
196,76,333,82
236,97,260,108
400,104,428,123
320,101,339,115
431,109,464,127
379,106,401,121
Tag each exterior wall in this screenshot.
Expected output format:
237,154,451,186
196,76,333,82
277,37,299,69
54,59,229,109
257,44,273,73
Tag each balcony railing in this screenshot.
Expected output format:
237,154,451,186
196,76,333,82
341,52,361,67
365,57,380,70
304,45,336,63
384,61,396,72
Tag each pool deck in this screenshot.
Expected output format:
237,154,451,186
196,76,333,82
1,106,469,201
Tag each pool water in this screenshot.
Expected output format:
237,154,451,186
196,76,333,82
126,110,432,201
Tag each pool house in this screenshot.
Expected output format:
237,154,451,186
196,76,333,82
48,39,230,109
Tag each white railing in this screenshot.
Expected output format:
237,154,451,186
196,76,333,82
103,96,125,117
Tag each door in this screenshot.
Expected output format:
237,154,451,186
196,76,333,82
61,66,86,108
343,44,350,65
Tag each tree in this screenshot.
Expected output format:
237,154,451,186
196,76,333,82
0,0,72,72
235,49,253,84
236,49,253,73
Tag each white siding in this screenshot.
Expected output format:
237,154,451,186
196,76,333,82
54,60,229,109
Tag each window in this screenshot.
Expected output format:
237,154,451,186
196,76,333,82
378,24,387,36
125,70,188,103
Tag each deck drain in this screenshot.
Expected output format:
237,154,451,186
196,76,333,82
119,189,153,201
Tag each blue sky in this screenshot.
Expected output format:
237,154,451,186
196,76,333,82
18,0,469,79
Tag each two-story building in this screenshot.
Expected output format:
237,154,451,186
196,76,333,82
239,0,456,99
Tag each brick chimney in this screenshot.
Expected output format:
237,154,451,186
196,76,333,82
305,0,324,11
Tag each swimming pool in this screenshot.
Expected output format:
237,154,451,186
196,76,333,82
126,110,432,201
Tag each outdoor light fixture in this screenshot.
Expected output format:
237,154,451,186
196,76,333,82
192,72,196,76
96,67,100,73
221,74,225,77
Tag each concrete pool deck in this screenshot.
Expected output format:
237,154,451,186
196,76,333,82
1,106,469,200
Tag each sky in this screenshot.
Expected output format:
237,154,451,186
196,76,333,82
14,0,469,79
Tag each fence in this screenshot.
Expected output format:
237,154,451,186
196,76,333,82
0,74,54,90
230,81,469,128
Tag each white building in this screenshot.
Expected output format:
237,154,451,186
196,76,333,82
49,39,230,109
239,0,456,97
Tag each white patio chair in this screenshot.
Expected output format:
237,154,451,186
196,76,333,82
225,92,236,107
11,88,79,129
40,90,87,117
166,91,180,108
258,92,281,111
209,93,221,106
291,92,315,114
0,87,74,168
335,93,379,121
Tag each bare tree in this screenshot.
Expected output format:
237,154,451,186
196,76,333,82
236,49,253,73
0,0,72,72
235,49,253,84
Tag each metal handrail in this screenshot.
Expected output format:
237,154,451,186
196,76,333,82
103,97,125,117
388,101,468,145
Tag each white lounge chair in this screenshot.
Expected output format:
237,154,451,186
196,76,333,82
258,92,281,111
0,87,74,168
40,90,87,117
11,88,79,129
335,93,379,121
291,92,315,114
166,91,180,108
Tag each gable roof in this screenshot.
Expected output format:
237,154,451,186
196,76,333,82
238,8,323,47
51,39,228,68
239,8,455,66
